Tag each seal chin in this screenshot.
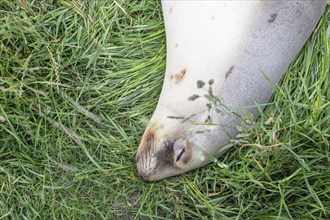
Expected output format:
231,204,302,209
136,128,195,181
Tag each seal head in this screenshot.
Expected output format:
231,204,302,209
136,128,201,181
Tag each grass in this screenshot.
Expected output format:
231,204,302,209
0,1,329,219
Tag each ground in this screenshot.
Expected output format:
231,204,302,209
0,1,329,219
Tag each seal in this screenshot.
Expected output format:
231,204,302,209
136,1,327,181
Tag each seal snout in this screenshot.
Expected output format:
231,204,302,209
136,129,157,181
136,126,195,181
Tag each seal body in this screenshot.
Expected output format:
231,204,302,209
136,1,327,181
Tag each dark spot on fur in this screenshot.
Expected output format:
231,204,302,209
188,94,200,101
197,80,205,88
173,69,187,84
268,13,277,23
155,139,192,170
170,74,174,80
169,7,173,14
225,66,234,79
175,43,178,47
211,16,215,20
205,115,212,123
155,141,176,170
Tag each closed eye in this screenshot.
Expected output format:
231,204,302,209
176,148,185,162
